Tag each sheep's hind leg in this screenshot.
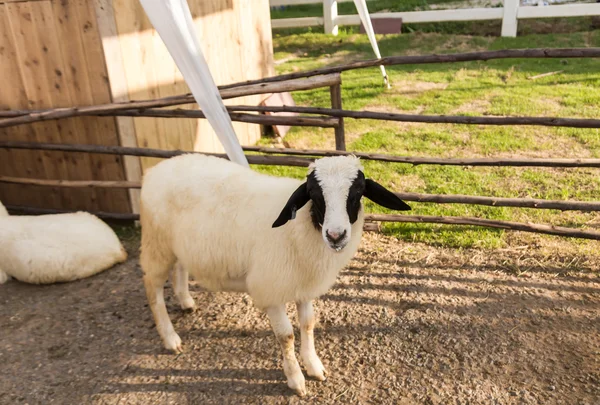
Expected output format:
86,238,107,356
297,301,327,381
171,262,196,311
265,305,307,397
142,257,182,353
0,269,9,284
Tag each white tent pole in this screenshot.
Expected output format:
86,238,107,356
138,0,249,167
352,0,391,89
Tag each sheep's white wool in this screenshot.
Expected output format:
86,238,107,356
309,154,363,177
140,153,375,395
140,153,365,308
0,210,127,284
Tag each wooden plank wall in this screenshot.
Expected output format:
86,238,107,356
0,0,131,213
107,0,275,172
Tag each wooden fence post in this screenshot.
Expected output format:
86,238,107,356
330,82,346,151
501,0,519,37
323,0,339,35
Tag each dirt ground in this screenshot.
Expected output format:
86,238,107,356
0,233,598,405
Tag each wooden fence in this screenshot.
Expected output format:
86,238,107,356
269,0,600,37
2,47,600,240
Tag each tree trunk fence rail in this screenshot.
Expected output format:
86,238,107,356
2,48,600,240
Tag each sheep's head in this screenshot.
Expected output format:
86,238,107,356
272,156,411,252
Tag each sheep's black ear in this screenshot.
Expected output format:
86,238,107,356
364,179,411,211
272,182,310,228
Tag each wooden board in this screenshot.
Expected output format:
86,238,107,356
1,0,275,213
107,0,275,172
0,0,130,213
111,0,163,170
5,1,71,209
74,0,130,212
92,0,142,213
0,3,49,209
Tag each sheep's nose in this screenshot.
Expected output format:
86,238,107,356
326,229,347,244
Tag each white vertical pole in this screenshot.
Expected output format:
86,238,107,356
323,0,338,35
353,0,390,88
501,0,519,37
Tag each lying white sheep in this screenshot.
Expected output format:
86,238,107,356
140,154,410,396
0,201,127,284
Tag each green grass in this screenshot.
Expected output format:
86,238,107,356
255,28,600,250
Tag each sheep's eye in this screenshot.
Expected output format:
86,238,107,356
349,193,361,204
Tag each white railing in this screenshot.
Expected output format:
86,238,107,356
269,0,600,37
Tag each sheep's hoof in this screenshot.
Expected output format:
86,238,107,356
179,296,196,312
303,355,327,381
164,332,183,354
308,369,327,382
288,377,307,397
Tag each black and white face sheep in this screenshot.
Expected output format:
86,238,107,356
273,155,411,251
139,154,410,396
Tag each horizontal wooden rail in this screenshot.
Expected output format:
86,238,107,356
242,146,600,168
5,135,600,170
365,214,600,240
336,8,504,26
107,109,338,128
0,176,139,188
0,73,341,128
229,105,600,129
6,204,598,240
2,144,600,212
394,192,600,212
0,141,314,167
4,103,599,131
220,48,600,89
5,205,139,221
271,16,324,29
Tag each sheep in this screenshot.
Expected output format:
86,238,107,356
0,201,127,284
139,153,410,396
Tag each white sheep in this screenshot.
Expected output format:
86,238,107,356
0,201,127,284
139,154,410,396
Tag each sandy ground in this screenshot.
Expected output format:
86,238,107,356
0,233,598,404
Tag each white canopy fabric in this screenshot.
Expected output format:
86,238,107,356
138,0,249,167
352,0,390,89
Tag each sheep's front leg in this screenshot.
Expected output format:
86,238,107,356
265,305,306,396
297,301,327,381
